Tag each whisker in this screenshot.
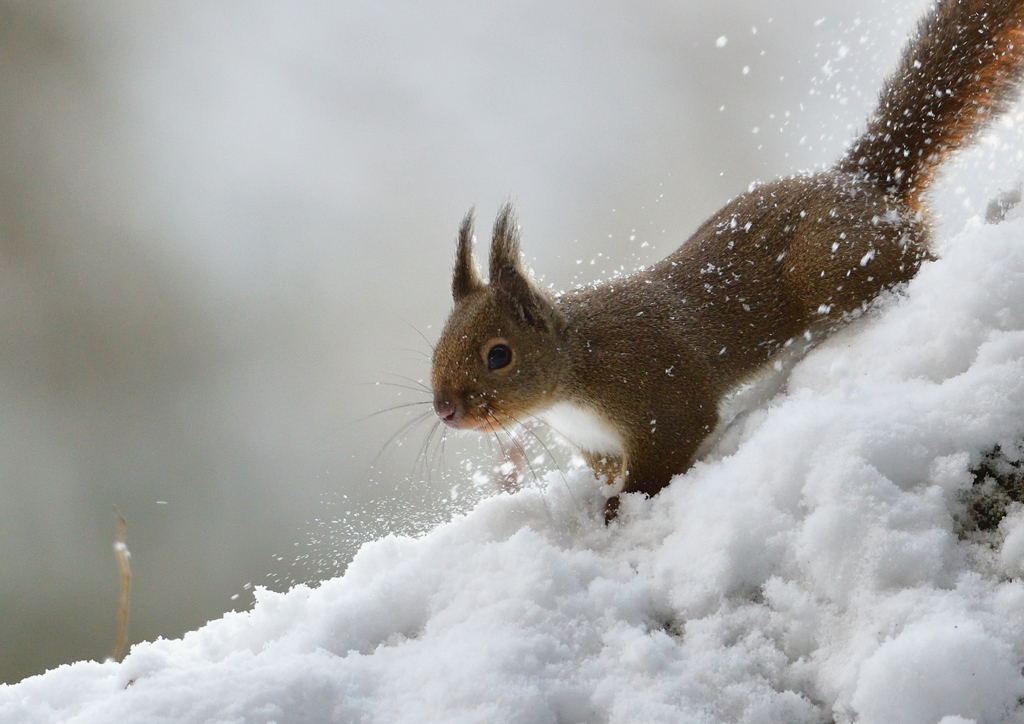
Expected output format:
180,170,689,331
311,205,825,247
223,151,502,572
424,421,444,482
356,400,433,423
365,381,433,396
483,413,518,494
414,420,442,483
434,427,450,488
383,372,434,394
402,319,436,353
367,409,435,474
488,417,511,463
507,412,580,512
490,413,557,526
394,347,433,360
485,413,526,510
491,415,542,488
480,419,497,457
506,413,567,475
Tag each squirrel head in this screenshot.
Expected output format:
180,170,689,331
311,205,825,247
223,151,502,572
432,204,566,431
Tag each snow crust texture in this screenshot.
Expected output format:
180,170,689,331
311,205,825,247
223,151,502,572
5,218,1024,723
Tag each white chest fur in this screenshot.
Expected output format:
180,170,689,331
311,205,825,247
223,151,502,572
537,401,624,456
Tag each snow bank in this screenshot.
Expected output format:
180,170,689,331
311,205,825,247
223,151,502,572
5,214,1024,723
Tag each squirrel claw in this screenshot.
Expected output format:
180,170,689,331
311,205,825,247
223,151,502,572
604,495,620,524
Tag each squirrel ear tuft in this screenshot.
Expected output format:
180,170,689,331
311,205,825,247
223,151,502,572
488,203,565,333
452,209,483,302
489,202,523,286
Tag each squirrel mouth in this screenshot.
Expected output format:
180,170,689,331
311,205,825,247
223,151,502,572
457,410,502,433
435,408,496,432
434,395,511,432
459,411,509,434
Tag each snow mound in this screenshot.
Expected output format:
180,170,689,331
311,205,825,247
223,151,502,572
5,216,1024,723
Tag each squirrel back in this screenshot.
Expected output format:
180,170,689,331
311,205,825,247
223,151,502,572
430,0,1024,517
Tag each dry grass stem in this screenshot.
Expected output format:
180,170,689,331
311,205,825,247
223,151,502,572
112,505,131,662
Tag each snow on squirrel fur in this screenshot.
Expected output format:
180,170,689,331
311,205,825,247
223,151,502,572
4,201,1024,723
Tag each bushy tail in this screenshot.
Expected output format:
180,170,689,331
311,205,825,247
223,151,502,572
839,0,1024,206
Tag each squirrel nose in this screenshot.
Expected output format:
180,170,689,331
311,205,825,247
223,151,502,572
434,399,457,424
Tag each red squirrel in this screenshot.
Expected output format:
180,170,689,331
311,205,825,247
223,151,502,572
430,0,1024,518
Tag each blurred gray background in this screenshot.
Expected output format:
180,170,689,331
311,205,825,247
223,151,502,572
5,0,1015,683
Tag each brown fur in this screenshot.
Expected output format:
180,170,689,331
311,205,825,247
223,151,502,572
430,0,1024,515
839,0,1024,207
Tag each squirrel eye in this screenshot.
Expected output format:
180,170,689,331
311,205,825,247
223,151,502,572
487,343,512,370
